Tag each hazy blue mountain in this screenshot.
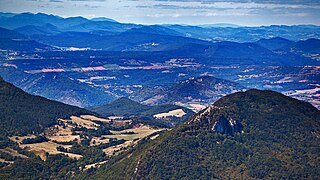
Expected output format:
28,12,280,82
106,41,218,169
1,12,319,43
0,12,16,18
126,25,183,36
0,38,54,51
61,20,140,33
256,37,294,50
170,41,319,66
14,24,61,36
91,17,118,23
166,24,320,42
31,30,211,51
0,27,25,39
284,38,320,54
199,23,242,28
0,12,89,29
0,12,62,29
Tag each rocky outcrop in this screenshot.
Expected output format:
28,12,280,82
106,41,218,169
212,115,242,135
188,105,243,135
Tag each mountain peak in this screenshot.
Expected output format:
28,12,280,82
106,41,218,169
186,89,318,134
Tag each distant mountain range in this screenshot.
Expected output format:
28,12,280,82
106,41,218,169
0,12,319,66
90,89,320,179
2,12,319,42
0,12,318,67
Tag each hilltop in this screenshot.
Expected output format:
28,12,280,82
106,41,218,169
90,89,320,179
133,76,246,106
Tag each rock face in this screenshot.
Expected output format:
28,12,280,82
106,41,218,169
212,115,242,135
189,105,243,135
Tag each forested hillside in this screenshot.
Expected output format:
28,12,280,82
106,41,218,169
89,89,320,179
0,77,93,135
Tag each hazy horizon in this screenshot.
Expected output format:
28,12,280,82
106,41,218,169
0,0,319,26
1,11,320,27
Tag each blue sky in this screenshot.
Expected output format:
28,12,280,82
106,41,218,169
0,0,319,26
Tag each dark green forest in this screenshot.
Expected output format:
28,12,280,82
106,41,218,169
0,77,93,135
88,90,320,179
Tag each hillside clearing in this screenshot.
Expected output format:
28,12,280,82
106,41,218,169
9,136,82,161
64,116,100,129
44,124,80,142
102,125,165,155
153,109,186,118
20,141,82,160
106,125,164,141
80,115,111,123
84,160,108,170
103,140,136,156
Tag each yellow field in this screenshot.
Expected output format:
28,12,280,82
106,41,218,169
80,115,111,123
84,160,108,170
45,124,80,142
189,103,207,111
90,137,110,146
68,116,100,129
102,125,165,155
105,125,163,141
0,158,14,164
46,115,111,143
154,109,186,118
9,136,82,161
103,140,136,156
6,116,163,160
150,134,160,140
9,135,36,144
20,141,82,160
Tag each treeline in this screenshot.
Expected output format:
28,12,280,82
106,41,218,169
21,136,48,144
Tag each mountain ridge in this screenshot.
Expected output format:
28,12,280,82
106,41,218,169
0,77,93,135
